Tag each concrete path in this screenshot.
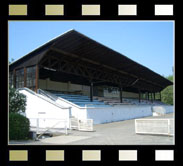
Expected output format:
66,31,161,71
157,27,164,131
9,113,174,145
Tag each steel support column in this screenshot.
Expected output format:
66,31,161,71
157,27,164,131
90,82,93,102
119,87,123,103
147,92,149,101
139,90,141,103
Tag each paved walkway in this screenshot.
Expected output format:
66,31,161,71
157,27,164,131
10,113,174,145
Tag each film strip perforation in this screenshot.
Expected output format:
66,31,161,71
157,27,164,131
7,149,176,162
2,1,177,166
8,3,174,16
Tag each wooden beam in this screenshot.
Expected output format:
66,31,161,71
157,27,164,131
13,69,16,88
35,65,39,92
40,51,162,92
50,47,164,89
24,67,27,87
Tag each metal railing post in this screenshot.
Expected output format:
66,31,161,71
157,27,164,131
168,119,170,135
36,118,39,135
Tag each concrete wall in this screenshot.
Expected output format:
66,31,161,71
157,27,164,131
152,105,174,114
86,105,153,124
19,89,70,128
53,97,87,120
18,88,174,128
104,90,139,98
39,79,90,96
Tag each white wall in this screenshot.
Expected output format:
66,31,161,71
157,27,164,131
19,88,173,128
152,105,174,114
53,97,88,120
86,105,153,124
19,89,70,128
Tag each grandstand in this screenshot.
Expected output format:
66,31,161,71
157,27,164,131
9,29,173,126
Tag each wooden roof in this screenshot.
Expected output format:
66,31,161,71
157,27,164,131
9,29,172,92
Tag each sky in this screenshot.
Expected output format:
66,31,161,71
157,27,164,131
9,21,174,77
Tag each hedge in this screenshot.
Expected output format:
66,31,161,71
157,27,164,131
9,112,30,140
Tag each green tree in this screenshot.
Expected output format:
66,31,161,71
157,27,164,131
9,87,30,140
161,75,173,105
9,58,14,64
9,86,27,113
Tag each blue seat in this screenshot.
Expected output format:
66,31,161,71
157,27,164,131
50,91,112,107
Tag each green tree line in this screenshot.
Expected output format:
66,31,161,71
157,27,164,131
161,75,173,105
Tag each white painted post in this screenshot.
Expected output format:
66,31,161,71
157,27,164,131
168,119,170,135
78,119,80,130
69,107,72,118
69,118,71,130
36,118,39,134
65,120,68,135
91,119,93,131
135,119,137,133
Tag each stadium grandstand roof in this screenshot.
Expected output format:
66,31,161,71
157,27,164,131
9,29,172,92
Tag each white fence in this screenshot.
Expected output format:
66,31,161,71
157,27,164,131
135,119,174,136
29,118,68,135
70,118,93,131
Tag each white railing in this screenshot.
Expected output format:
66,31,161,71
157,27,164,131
70,118,93,131
29,118,68,136
18,88,68,109
38,89,85,109
135,119,174,136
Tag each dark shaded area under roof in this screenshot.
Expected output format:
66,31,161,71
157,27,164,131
9,29,173,92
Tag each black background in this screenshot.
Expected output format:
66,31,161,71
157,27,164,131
0,0,181,166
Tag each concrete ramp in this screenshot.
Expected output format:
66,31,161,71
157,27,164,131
18,88,70,129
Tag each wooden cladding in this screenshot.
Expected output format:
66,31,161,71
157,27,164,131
35,65,39,92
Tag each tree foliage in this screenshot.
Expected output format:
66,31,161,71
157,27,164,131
9,86,27,113
9,87,29,140
161,75,173,105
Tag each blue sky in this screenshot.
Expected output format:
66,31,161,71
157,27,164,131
9,21,174,77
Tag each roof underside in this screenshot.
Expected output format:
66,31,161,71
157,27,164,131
9,29,173,92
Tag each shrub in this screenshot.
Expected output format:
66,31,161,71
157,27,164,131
9,112,30,140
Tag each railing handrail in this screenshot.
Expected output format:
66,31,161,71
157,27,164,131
18,88,69,109
29,118,68,121
38,89,86,109
38,89,57,101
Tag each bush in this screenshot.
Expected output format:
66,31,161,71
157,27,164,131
9,112,30,140
9,86,26,113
